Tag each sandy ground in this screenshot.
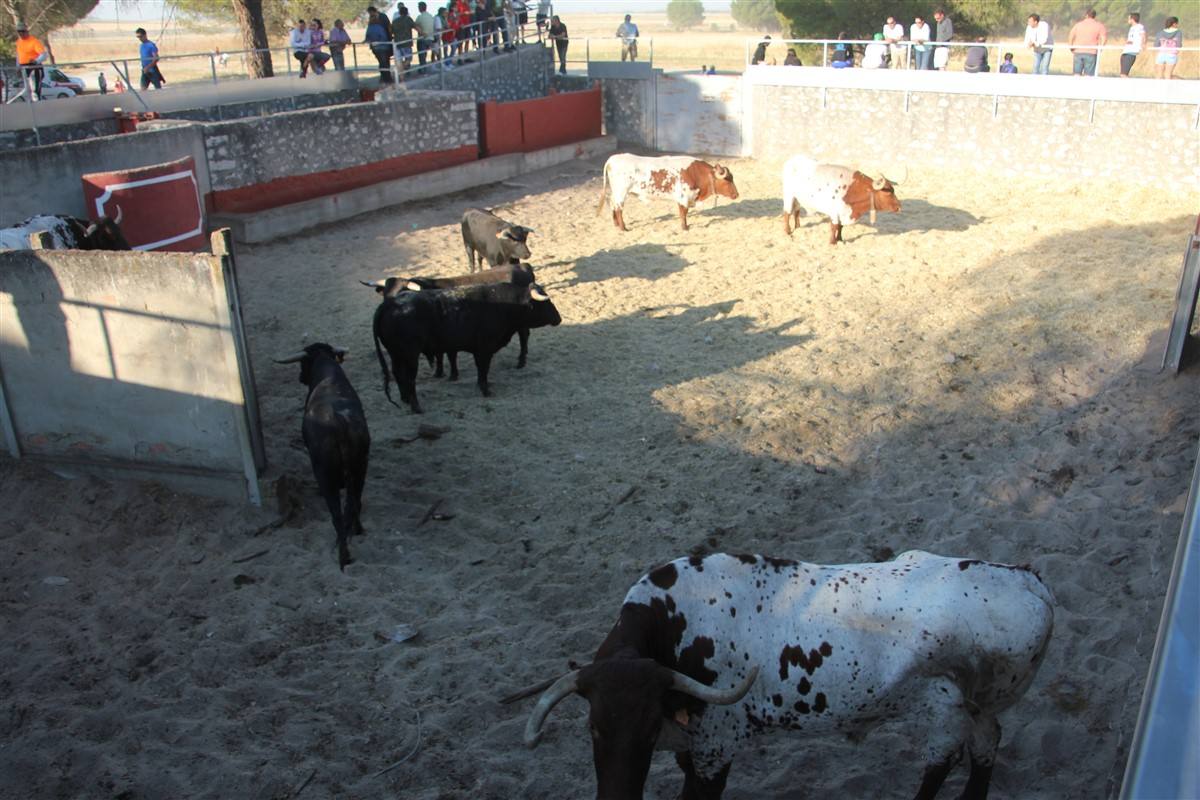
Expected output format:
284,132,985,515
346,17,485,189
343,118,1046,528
2,156,1199,800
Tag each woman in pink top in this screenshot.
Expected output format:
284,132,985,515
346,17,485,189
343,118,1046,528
307,18,332,75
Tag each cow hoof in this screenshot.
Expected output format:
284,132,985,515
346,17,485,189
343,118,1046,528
448,374,459,382
339,554,354,571
516,360,527,369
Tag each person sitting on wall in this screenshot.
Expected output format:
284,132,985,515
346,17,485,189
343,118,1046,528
307,19,333,75
999,52,1018,73
964,36,990,73
289,19,314,77
831,31,854,67
784,48,802,66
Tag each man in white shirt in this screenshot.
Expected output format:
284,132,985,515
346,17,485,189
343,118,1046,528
910,15,931,69
617,14,638,61
863,33,888,69
883,16,906,68
1023,13,1053,74
1120,12,1145,77
289,19,314,77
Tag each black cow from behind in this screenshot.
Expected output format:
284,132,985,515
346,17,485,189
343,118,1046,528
274,343,370,570
0,207,131,251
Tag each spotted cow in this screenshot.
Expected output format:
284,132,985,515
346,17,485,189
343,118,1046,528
510,550,1054,800
782,155,904,245
597,153,738,232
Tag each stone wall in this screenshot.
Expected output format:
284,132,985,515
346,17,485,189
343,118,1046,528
599,78,655,149
203,90,476,195
749,79,1200,189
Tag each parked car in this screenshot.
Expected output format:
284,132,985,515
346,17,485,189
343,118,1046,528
2,66,84,102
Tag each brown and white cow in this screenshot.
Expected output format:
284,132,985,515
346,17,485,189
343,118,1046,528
782,155,904,245
597,154,738,232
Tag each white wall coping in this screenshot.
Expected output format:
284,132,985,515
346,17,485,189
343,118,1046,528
745,65,1200,106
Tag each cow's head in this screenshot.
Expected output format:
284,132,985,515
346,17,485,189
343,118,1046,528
498,225,533,260
520,660,757,800
82,206,131,250
527,283,562,328
361,277,413,297
274,342,347,386
850,169,904,222
712,164,738,201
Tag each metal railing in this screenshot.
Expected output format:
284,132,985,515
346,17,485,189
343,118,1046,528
744,37,1199,77
1,17,551,104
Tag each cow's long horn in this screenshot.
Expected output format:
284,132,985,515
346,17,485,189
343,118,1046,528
84,222,99,237
665,665,759,706
530,285,549,301
332,346,349,358
273,351,307,364
113,204,123,225
715,165,729,179
359,278,389,288
872,176,886,191
523,670,580,748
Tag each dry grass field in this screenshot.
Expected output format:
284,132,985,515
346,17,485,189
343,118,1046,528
45,10,1197,87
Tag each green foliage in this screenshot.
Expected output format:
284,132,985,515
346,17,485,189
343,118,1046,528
666,0,705,31
1,0,99,42
775,0,1027,38
730,0,782,32
1034,1,1194,35
171,0,364,38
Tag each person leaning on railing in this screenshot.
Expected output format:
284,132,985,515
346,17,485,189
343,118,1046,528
364,10,393,82
548,14,568,75
1120,12,1146,77
14,21,50,101
328,19,351,71
1024,13,1053,75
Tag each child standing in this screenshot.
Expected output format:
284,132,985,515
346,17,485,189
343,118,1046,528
999,52,1018,73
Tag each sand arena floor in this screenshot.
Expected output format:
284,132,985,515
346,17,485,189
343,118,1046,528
2,155,1198,799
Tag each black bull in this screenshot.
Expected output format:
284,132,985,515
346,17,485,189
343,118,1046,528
373,282,561,413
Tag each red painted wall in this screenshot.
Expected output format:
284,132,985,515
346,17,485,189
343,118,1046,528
479,85,602,157
82,156,208,252
205,144,478,215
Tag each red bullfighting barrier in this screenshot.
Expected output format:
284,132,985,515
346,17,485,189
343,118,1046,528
479,85,602,157
82,156,207,252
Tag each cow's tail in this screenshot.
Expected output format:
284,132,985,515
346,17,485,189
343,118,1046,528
595,162,610,217
372,305,403,410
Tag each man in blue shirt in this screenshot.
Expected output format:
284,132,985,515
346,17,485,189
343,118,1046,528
135,27,165,89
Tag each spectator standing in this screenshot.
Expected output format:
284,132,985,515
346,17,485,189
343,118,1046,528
367,6,392,40
365,10,393,82
453,0,472,61
862,33,888,69
617,14,639,61
329,19,351,70
999,52,1017,73
548,14,568,74
135,27,165,89
932,8,953,70
114,77,126,92
964,36,990,72
1068,8,1106,76
15,22,50,101
289,19,313,77
1155,17,1182,79
883,16,906,68
511,0,527,42
751,35,771,65
98,70,107,94
494,0,513,52
473,0,493,52
393,5,417,77
415,2,436,70
536,0,552,34
1120,13,1145,77
1024,13,1053,74
308,19,332,75
784,48,802,66
910,15,932,70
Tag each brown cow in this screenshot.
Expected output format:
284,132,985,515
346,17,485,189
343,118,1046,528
598,153,739,231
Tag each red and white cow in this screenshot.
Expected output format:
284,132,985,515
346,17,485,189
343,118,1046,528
510,550,1054,800
782,155,904,245
597,154,739,232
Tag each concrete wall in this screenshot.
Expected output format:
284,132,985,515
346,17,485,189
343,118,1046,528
0,245,261,502
588,63,657,149
747,67,1200,189
0,123,210,225
403,42,552,102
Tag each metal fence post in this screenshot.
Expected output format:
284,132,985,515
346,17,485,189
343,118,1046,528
210,53,218,84
822,42,828,67
353,41,359,72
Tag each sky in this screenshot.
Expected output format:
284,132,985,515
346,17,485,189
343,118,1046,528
86,0,734,22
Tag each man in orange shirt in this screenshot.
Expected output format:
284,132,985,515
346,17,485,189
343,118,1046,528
1068,7,1107,76
14,21,50,101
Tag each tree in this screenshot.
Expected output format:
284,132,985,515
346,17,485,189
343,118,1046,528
731,0,782,32
666,0,705,31
1,0,99,62
775,0,1025,38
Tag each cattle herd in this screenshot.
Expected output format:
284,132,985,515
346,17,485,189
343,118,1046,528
3,153,1054,800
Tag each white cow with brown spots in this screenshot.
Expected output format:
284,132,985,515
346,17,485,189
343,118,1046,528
597,153,739,232
511,550,1055,800
782,154,904,244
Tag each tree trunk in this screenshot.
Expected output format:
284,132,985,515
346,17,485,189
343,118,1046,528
230,0,273,78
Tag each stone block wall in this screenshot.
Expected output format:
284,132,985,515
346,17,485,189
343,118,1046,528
403,43,552,102
600,77,655,149
751,84,1200,188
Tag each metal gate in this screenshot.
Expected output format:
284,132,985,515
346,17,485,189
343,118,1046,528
654,72,744,156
